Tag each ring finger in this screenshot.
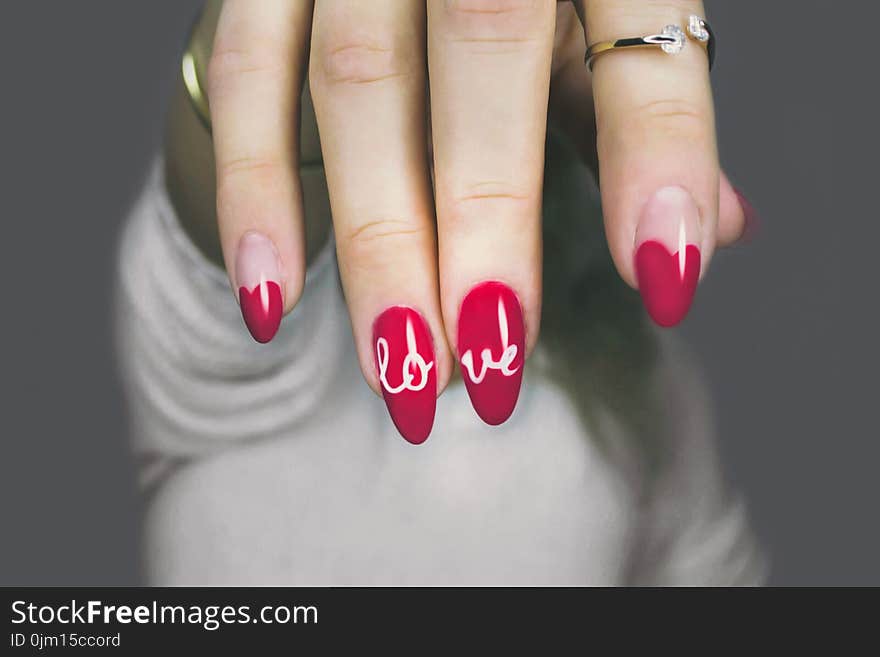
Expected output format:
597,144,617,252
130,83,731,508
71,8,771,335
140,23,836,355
428,0,557,425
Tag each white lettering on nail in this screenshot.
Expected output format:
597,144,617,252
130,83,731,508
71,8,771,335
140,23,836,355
376,317,434,394
461,297,519,385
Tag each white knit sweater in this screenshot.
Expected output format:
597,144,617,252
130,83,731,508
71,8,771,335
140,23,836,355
115,160,765,586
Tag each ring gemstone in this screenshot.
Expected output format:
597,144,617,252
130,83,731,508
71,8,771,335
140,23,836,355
660,25,686,54
687,15,710,42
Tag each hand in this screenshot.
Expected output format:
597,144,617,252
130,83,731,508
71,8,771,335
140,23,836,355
205,0,753,442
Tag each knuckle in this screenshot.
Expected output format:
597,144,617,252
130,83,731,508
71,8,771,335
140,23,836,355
215,155,285,209
442,0,550,45
445,182,534,228
207,44,282,98
341,218,430,271
631,98,709,139
311,35,411,89
444,0,543,19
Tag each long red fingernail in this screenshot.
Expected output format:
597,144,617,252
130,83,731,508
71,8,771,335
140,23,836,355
236,232,283,343
373,307,437,444
457,282,525,425
634,187,702,328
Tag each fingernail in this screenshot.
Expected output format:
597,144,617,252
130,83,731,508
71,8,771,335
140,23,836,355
457,282,525,426
634,186,702,328
373,307,437,444
733,186,761,243
236,232,283,343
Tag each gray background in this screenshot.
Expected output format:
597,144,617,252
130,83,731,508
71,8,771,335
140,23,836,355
1,1,876,585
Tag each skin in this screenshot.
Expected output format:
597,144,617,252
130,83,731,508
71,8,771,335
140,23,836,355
165,0,748,400
165,0,331,266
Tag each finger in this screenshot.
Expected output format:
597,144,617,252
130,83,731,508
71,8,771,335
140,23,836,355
309,0,443,444
718,171,760,246
548,15,755,247
207,0,313,343
581,0,717,327
428,0,556,425
548,1,598,174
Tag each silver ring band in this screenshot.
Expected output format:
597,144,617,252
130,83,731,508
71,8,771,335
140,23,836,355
585,15,715,71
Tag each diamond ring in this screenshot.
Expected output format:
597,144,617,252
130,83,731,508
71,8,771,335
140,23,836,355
584,15,715,71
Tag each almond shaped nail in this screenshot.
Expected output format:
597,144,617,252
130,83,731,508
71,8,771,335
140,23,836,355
236,232,283,343
634,187,702,327
457,281,525,425
373,306,437,444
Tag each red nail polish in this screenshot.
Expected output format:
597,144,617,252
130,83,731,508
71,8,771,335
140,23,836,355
634,241,701,327
373,307,437,444
239,281,283,343
457,282,525,425
236,232,283,343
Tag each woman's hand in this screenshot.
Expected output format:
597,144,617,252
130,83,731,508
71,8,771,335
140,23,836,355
204,0,752,442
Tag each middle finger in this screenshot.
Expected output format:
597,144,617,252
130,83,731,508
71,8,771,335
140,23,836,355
310,0,444,444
